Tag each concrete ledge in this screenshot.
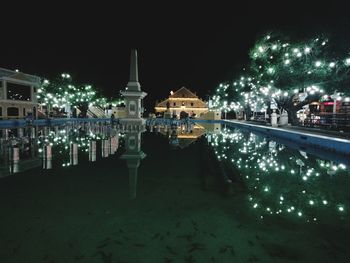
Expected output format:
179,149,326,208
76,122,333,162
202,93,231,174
146,118,222,126
223,120,350,155
0,118,112,128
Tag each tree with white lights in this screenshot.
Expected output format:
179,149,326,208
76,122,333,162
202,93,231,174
212,33,350,124
37,73,124,117
249,33,350,123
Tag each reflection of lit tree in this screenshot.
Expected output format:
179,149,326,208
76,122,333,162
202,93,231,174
209,128,348,223
37,125,121,167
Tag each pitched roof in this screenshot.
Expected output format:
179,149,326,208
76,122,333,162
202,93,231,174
0,68,40,83
170,87,198,98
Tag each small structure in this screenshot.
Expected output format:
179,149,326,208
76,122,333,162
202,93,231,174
0,68,41,119
155,87,208,118
120,49,147,125
271,109,278,127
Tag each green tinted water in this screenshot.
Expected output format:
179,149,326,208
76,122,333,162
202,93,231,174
0,124,349,262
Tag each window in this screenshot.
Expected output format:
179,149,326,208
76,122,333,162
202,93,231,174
7,107,19,116
191,103,194,106
0,107,2,116
129,104,136,111
23,108,26,116
173,102,176,106
7,82,31,101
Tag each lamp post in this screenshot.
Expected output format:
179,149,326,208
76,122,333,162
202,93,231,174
330,91,341,125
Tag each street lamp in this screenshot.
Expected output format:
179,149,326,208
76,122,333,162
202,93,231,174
330,91,341,125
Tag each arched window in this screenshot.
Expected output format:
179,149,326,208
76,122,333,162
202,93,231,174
7,107,19,117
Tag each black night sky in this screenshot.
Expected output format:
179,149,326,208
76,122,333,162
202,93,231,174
1,2,350,113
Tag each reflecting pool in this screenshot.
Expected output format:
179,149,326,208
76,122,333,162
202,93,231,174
0,122,349,262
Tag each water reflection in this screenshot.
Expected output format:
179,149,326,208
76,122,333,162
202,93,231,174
2,122,349,223
147,121,221,149
0,123,149,200
121,125,146,199
0,122,121,176
0,129,40,177
207,127,350,223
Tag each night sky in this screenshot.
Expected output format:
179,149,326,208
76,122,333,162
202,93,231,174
1,2,350,113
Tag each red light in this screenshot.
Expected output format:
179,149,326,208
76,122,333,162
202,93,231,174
323,102,334,106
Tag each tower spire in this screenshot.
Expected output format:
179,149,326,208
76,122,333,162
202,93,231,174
129,49,139,83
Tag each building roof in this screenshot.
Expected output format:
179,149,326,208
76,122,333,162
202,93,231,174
0,68,41,83
156,86,208,109
169,86,198,98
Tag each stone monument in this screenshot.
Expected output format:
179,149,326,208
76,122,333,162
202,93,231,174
120,49,147,126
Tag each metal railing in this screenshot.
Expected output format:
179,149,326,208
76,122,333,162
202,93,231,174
300,113,350,130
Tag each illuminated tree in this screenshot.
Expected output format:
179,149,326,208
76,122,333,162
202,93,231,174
249,33,350,123
38,73,97,117
37,73,124,117
212,32,350,124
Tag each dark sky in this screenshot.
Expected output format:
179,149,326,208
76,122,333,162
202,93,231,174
1,2,350,112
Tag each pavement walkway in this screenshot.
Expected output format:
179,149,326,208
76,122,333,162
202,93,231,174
242,120,350,140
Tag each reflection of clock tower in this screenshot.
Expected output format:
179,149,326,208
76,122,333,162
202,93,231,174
121,128,146,199
120,49,147,125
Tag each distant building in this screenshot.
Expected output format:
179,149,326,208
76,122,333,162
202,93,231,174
155,87,208,118
0,68,40,119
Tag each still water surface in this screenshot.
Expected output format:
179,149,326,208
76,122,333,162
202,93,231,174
0,123,349,262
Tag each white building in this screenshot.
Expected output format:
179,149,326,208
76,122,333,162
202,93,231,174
155,87,208,118
0,68,41,119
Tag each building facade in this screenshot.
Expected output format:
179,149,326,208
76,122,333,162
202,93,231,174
155,87,208,118
0,68,40,119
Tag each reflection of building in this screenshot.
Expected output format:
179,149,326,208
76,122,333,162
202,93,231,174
120,126,146,199
155,87,208,118
0,136,40,177
196,123,221,134
156,123,207,149
0,68,40,119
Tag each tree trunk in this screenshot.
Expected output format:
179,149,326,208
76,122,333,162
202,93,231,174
288,107,299,125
